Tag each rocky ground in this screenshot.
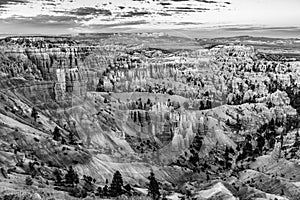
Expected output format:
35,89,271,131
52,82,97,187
0,34,300,199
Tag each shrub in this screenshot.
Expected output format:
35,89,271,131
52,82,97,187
25,176,33,186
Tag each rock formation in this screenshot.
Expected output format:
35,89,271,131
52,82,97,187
0,34,300,199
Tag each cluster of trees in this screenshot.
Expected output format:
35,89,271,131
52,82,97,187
53,167,161,199
53,166,79,187
171,126,206,170
135,84,174,95
52,126,78,145
236,135,253,162
188,134,203,167
135,139,158,155
96,171,160,199
30,109,79,145
236,115,290,162
129,98,153,111
53,166,90,198
199,99,212,110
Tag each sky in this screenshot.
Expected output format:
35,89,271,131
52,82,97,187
0,0,299,38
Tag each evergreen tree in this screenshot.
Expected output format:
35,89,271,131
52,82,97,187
124,184,133,195
96,186,103,197
162,194,168,200
53,126,61,141
103,184,109,197
134,111,137,122
65,166,79,186
83,175,94,192
28,162,37,177
148,172,160,200
53,169,62,185
224,146,232,169
256,134,265,154
69,186,87,198
68,132,76,145
96,78,104,92
31,107,38,122
61,137,66,145
110,171,124,197
25,176,33,186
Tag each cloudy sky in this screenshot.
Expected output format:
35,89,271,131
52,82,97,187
0,0,299,38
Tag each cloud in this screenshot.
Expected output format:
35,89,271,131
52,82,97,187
159,2,172,6
175,22,204,25
194,0,218,3
0,0,233,34
120,11,151,17
69,7,112,16
87,20,148,29
0,0,28,8
175,7,209,11
222,26,300,32
1,15,86,27
167,0,219,3
157,12,172,16
167,7,209,13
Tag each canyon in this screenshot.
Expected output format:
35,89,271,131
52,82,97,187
0,34,300,199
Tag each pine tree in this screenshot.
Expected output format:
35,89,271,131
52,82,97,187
97,186,103,197
162,194,168,200
103,184,109,197
83,175,94,192
31,107,38,122
148,172,160,200
28,162,37,177
65,166,79,186
110,171,124,197
96,79,104,92
68,132,76,145
124,184,133,195
134,111,137,122
53,169,62,185
25,176,33,186
53,126,61,141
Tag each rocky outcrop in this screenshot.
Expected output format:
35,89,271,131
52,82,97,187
0,41,94,104
195,182,237,200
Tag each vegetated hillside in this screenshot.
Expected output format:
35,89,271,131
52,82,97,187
0,35,300,199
